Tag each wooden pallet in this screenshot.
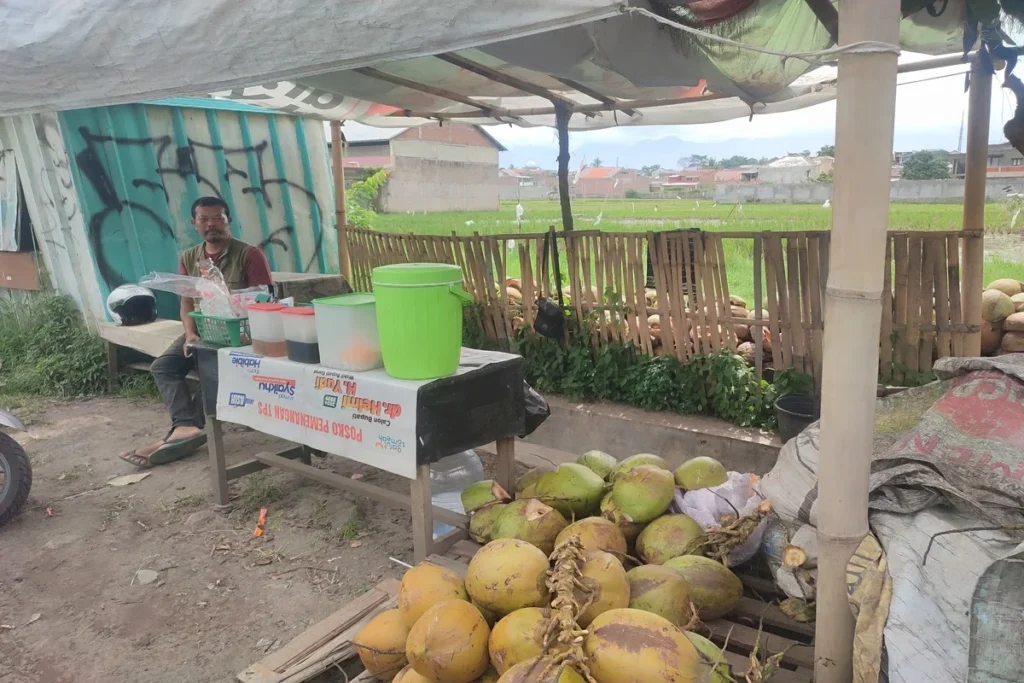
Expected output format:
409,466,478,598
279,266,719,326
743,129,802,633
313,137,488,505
240,541,815,683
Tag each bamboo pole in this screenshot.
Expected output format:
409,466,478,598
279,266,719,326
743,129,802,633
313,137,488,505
555,104,574,231
814,2,900,681
962,57,991,357
330,121,352,284
753,235,764,378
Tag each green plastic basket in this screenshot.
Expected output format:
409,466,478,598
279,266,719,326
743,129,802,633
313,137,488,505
188,312,251,347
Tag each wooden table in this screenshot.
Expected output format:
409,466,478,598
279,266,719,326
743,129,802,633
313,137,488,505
193,343,525,562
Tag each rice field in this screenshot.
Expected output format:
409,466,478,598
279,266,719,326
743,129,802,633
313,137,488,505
371,199,1024,301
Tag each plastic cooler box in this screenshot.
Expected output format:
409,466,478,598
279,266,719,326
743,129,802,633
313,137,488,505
371,263,473,380
313,293,383,372
281,306,320,364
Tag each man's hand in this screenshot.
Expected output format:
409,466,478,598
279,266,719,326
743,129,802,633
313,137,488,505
184,332,201,354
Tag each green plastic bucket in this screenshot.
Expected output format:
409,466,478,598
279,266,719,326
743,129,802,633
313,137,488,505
372,263,472,380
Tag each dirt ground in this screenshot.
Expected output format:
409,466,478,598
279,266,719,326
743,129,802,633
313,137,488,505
0,395,497,683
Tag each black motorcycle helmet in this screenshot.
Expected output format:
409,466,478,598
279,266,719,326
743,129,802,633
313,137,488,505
107,285,158,326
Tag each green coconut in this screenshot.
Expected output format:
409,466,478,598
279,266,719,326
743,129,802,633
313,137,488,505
664,555,743,620
599,493,647,547
516,467,553,499
626,564,693,627
611,465,675,524
674,457,728,490
533,463,607,520
462,480,512,514
492,499,568,555
469,503,509,544
611,453,670,480
635,514,704,564
684,632,735,683
576,450,618,480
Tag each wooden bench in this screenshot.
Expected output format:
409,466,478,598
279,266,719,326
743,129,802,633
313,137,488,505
98,319,196,388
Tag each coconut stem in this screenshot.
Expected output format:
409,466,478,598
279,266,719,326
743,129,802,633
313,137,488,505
683,501,771,564
544,535,598,683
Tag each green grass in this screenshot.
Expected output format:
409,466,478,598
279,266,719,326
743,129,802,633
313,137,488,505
369,199,1024,302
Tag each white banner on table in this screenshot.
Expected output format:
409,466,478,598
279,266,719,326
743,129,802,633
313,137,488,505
215,348,516,479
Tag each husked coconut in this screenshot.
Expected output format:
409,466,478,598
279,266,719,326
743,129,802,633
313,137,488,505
507,287,524,303
982,289,1015,322
737,341,756,365
1005,312,1024,333
747,309,770,321
982,320,1004,356
1001,331,1024,353
730,305,748,319
987,278,1023,297
734,323,751,342
1012,292,1024,312
406,600,490,683
729,294,747,308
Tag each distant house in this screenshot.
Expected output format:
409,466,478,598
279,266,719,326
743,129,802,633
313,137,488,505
949,142,1024,178
757,155,832,183
498,167,558,200
335,122,505,212
573,167,649,198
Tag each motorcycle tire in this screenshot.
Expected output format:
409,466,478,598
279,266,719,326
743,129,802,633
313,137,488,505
0,432,31,528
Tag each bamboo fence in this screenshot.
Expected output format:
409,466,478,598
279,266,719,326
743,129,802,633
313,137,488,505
348,227,982,386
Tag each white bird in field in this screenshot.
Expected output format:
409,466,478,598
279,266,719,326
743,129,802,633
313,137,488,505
516,203,524,221
696,200,700,208
507,239,516,251
465,220,475,226
822,199,831,208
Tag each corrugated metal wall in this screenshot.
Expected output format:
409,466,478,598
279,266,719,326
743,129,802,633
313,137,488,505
57,99,337,318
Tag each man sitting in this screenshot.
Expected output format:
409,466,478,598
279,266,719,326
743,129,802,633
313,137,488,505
120,196,273,468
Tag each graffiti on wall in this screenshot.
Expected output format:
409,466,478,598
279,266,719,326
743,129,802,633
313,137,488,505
67,124,326,289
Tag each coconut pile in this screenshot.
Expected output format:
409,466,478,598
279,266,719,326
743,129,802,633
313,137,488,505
353,453,777,683
980,278,1024,355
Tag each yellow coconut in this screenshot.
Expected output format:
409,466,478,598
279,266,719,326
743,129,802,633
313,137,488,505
497,657,585,683
554,517,628,558
394,665,433,683
584,608,700,683
578,551,631,627
488,607,552,675
476,667,501,683
352,608,410,680
492,499,568,555
406,600,490,683
399,562,469,629
466,539,550,616
626,564,693,627
663,555,743,620
635,514,704,564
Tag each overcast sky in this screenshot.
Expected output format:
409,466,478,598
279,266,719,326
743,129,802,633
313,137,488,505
482,56,1020,155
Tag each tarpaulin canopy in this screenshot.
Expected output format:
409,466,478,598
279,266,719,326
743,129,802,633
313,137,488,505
0,0,972,128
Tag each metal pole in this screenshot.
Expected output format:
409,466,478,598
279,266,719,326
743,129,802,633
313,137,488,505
961,57,991,356
330,120,352,283
814,3,900,681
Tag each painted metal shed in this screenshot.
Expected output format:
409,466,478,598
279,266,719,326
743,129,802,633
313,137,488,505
0,98,338,321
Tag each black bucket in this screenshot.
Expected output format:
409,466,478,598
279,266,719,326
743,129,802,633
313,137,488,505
775,394,820,444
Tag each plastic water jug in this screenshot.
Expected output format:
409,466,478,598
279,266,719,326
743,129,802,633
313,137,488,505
430,450,485,540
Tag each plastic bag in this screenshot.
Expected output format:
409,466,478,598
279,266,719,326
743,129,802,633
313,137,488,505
140,267,267,317
671,471,768,567
430,450,485,540
523,382,550,436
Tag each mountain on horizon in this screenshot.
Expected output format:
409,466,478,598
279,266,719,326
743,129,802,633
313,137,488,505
499,130,969,170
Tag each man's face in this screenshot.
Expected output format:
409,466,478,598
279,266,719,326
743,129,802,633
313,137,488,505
192,205,231,246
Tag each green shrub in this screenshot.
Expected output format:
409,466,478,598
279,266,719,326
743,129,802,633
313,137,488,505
0,295,108,398
504,319,791,430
